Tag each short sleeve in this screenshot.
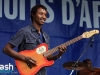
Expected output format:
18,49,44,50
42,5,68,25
9,29,25,47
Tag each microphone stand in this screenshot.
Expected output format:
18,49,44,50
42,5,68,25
69,36,94,75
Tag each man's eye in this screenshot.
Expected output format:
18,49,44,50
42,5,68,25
39,12,43,15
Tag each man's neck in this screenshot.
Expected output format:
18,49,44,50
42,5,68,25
32,23,42,33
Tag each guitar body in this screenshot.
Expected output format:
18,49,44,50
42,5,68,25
15,43,54,75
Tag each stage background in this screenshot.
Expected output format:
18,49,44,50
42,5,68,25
0,0,100,75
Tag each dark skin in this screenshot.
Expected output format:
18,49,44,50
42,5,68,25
86,61,92,68
3,7,67,66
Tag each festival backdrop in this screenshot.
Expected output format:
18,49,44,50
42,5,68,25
0,0,100,75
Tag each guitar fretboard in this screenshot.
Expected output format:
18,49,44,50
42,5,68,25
43,35,83,57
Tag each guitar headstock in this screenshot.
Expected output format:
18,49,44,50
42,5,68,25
82,30,99,38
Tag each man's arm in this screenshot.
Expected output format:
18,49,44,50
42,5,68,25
3,43,36,65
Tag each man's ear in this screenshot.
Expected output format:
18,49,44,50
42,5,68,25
31,14,35,18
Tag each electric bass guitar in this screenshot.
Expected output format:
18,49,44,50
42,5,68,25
15,30,99,75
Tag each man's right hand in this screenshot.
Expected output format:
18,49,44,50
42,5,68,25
23,56,37,68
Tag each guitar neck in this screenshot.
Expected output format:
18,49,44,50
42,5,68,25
43,35,83,57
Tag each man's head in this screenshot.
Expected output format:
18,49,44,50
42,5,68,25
83,59,92,68
31,5,48,25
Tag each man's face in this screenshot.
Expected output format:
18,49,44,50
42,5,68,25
33,7,47,25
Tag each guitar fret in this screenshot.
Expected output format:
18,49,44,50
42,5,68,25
69,40,72,44
67,41,70,45
72,39,75,43
74,38,77,42
64,42,67,46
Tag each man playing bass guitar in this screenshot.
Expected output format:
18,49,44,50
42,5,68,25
3,5,67,75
